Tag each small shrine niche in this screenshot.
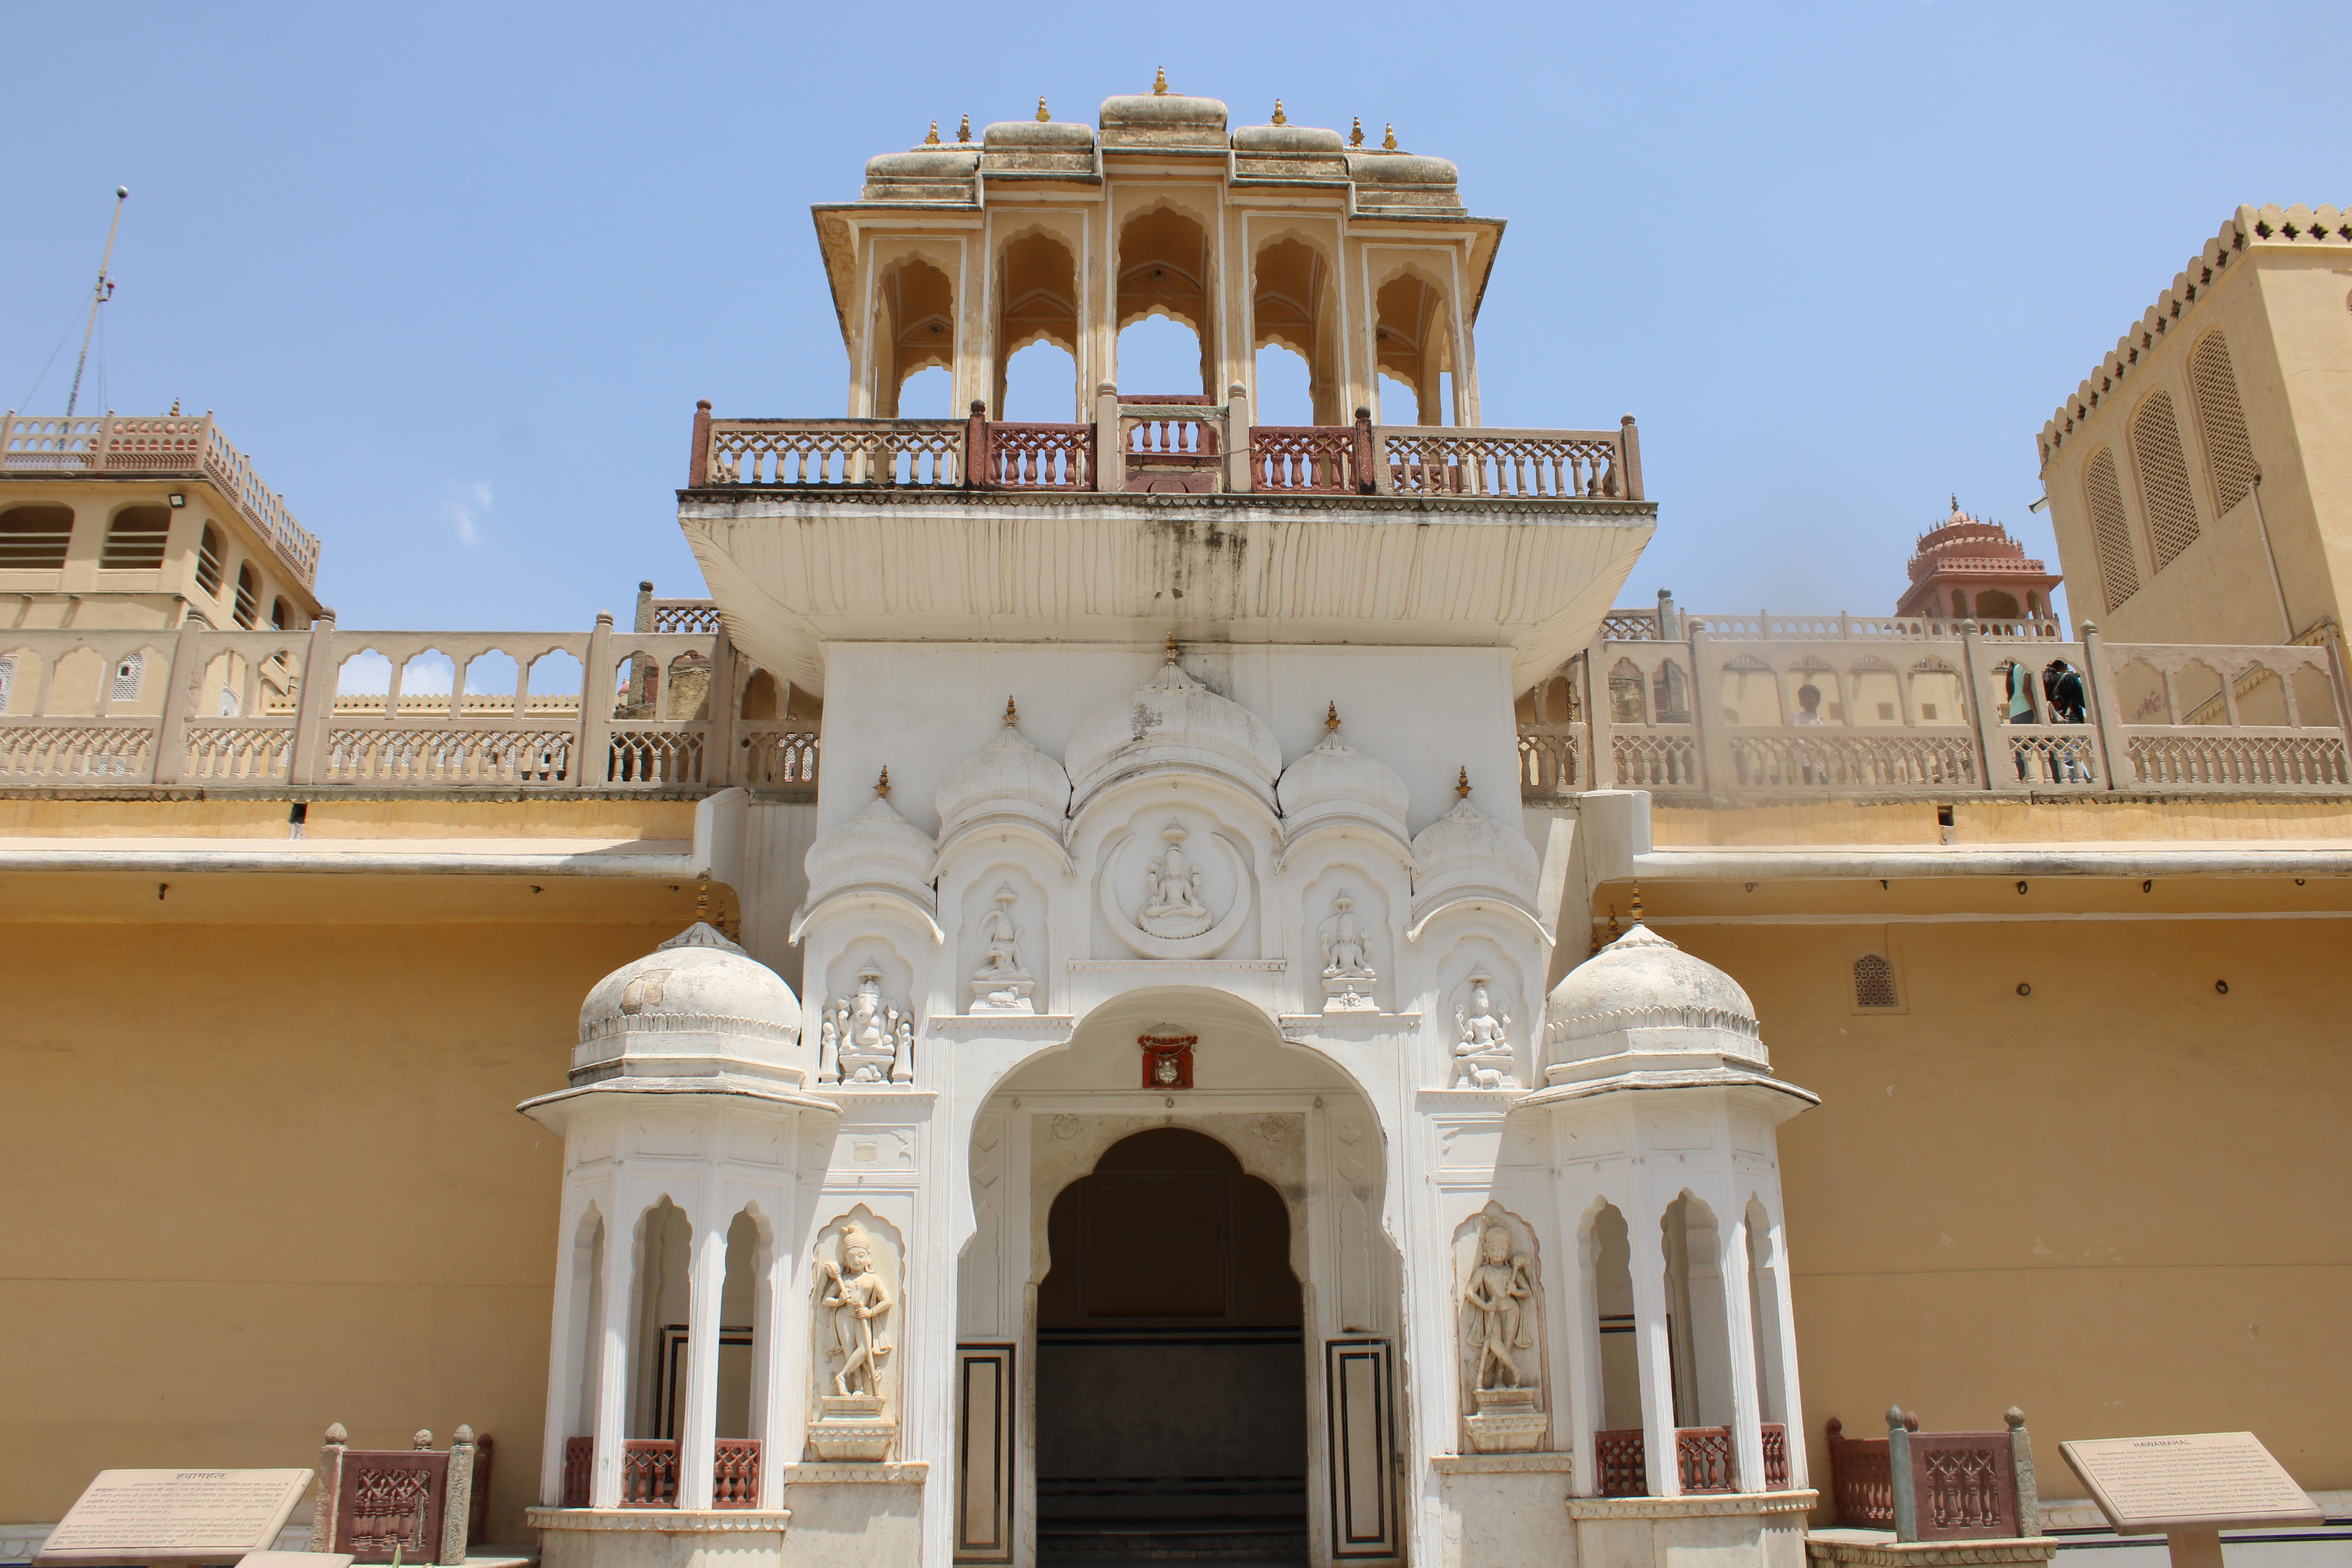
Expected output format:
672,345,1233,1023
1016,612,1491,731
1454,1201,1548,1452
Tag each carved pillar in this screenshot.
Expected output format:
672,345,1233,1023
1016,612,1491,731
577,612,614,791
1957,620,1999,791
1224,383,1252,493
1713,1195,1767,1492
590,1196,633,1508
1561,1201,1603,1495
2080,622,2130,789
289,613,336,786
1628,1187,1681,1497
1688,622,1729,797
1094,382,1123,494
149,617,206,787
675,1202,728,1509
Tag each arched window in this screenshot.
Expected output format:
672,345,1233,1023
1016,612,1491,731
2130,390,2200,570
2188,332,2258,515
195,525,226,596
233,564,261,628
102,506,171,570
2082,448,2138,611
112,655,143,703
1853,952,1898,1008
0,505,74,570
270,597,293,631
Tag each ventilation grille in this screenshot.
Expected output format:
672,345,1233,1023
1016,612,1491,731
2084,448,2139,611
1854,952,1899,1009
2189,332,2259,516
0,507,73,569
101,506,171,571
2131,390,2201,570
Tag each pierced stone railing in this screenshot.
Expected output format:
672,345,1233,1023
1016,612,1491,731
619,1439,680,1508
0,619,820,793
1,410,322,587
983,422,1094,490
1517,721,1586,796
703,416,965,487
1674,1426,1737,1494
1374,419,1641,501
1594,1427,1647,1497
1248,425,1362,494
1761,1422,1791,1490
1828,1408,2039,1543
711,1439,761,1509
561,1437,594,1509
1539,615,2352,801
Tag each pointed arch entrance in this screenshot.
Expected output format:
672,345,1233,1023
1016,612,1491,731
954,988,1403,1568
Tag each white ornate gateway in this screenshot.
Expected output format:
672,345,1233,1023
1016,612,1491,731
519,78,1821,1568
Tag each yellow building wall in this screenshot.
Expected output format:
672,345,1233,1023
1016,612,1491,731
0,879,703,1539
1669,911,2352,1500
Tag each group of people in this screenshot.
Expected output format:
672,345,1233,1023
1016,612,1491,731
1780,658,2092,783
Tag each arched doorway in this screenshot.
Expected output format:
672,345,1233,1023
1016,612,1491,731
1035,1126,1307,1561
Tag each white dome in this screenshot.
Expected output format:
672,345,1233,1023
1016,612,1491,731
1064,652,1283,812
802,788,940,925
935,704,1071,851
1277,718,1410,846
1408,791,1541,926
574,923,807,1086
1540,923,1764,1078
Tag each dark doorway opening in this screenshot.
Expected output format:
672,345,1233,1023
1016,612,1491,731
1036,1127,1307,1563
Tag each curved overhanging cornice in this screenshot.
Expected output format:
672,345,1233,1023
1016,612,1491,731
790,884,947,946
1405,889,1553,947
1516,1067,1819,1119
516,1076,842,1132
932,812,1076,875
1272,811,1414,873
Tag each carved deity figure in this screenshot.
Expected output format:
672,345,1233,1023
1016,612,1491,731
827,963,908,1084
1461,1224,1535,1390
1318,890,1375,978
973,885,1027,980
1452,975,1516,1088
821,1222,894,1397
1137,821,1212,936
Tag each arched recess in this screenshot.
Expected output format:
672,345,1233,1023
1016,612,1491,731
1660,1192,1736,1429
1584,1200,1642,1434
1253,235,1342,424
1373,265,1455,426
995,228,1081,419
717,1207,769,1443
562,1206,608,1450
631,1197,695,1440
1116,203,1215,397
1742,1199,1790,1427
871,255,957,417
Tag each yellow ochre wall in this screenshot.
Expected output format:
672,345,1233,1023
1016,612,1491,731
0,874,707,1539
1665,905,2352,1500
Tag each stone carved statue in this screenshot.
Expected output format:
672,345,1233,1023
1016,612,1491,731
824,962,913,1084
1318,889,1379,1013
1452,973,1518,1088
1136,822,1213,937
820,1221,894,1397
1460,1224,1535,1390
970,885,1036,1013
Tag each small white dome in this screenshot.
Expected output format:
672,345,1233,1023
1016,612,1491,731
1064,652,1283,813
575,923,807,1086
1540,924,1763,1077
802,787,940,922
1408,792,1541,922
1277,719,1410,846
935,705,1071,850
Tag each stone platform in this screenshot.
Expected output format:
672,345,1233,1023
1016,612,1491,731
1565,1490,1819,1568
1804,1529,2058,1568
528,1508,789,1568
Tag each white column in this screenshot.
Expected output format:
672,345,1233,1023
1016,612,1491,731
590,1192,636,1509
1761,1195,1811,1488
1714,1186,1767,1492
676,1201,728,1509
1628,1184,1681,1497
539,1193,602,1505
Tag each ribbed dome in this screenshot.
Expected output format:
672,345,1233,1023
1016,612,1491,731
573,923,806,1086
1099,88,1227,147
936,705,1071,848
1065,653,1283,812
1541,924,1763,1077
802,788,940,921
1408,793,1541,914
1277,719,1410,845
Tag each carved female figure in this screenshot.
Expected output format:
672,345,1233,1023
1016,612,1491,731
1460,1223,1535,1389
821,1222,894,1397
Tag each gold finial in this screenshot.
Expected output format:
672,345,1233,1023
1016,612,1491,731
1605,903,1621,944
1271,98,1287,126
1164,632,1180,662
696,870,710,924
1455,766,1472,799
958,114,971,142
1382,122,1398,151
875,766,891,798
1153,66,1168,95
1036,96,1050,122
169,397,181,416
1348,116,1364,147
1324,701,1340,731
923,121,941,145
1630,882,1644,922
1004,695,1019,725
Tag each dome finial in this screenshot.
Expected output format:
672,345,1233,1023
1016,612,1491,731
958,113,971,142
1349,116,1364,147
1036,95,1050,122
1455,765,1472,799
1382,122,1398,151
1271,98,1287,125
1164,631,1180,663
1324,701,1340,731
696,870,710,924
875,766,891,798
1153,66,1168,95
924,120,941,145
1630,881,1644,922
1004,695,1019,726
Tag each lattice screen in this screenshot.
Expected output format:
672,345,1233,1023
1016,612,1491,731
2189,332,2259,516
2083,447,2139,611
2131,391,2201,571
1853,952,1899,1008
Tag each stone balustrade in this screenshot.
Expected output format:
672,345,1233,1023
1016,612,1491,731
0,410,322,586
1523,613,2352,801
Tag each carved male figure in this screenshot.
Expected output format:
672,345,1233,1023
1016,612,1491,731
1461,1223,1535,1389
821,1222,894,1397
1319,889,1374,978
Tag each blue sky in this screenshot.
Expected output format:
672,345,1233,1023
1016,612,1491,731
4,1,2343,633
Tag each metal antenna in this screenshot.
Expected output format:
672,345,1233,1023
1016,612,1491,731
65,187,128,418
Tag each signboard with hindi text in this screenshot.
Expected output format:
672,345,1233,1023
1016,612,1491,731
34,1470,314,1568
2060,1433,2320,1535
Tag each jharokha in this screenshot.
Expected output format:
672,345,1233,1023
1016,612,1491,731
5,81,2352,1568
